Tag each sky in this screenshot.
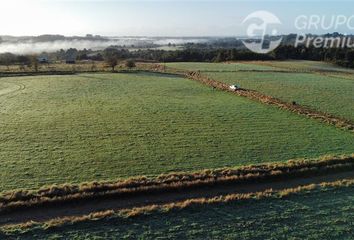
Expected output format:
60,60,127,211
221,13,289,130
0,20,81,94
0,0,354,37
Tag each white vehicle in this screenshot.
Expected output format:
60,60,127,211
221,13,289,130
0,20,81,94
229,85,240,91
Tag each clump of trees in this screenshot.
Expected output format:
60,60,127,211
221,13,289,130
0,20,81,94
0,53,18,70
0,53,37,71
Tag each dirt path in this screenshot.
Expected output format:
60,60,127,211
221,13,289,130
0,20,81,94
0,170,352,226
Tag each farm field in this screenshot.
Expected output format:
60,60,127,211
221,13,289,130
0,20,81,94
166,62,287,72
167,62,354,121
7,184,354,239
248,60,354,73
2,1,354,238
0,72,354,191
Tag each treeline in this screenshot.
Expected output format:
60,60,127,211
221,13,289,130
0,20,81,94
1,45,354,68
0,53,39,70
105,45,354,67
89,46,354,67
273,45,354,68
131,48,274,62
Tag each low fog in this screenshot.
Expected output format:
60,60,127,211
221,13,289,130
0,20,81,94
0,38,210,54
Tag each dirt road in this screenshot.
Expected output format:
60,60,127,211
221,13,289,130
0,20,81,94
1,170,352,226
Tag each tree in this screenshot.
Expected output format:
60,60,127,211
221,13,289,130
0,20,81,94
214,51,225,62
90,61,97,72
345,50,354,62
17,55,30,66
104,48,120,72
125,59,136,69
17,55,30,71
65,48,78,63
105,56,118,72
29,55,39,72
0,52,16,70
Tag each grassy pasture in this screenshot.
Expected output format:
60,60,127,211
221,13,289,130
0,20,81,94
166,62,286,72
207,71,354,121
0,72,353,191
167,62,354,121
249,60,354,73
9,185,354,239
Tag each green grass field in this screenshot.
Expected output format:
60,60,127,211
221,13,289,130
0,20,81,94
166,62,286,72
251,60,354,73
167,62,354,121
9,185,354,239
0,72,353,191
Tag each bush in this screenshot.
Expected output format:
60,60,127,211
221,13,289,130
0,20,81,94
125,59,136,69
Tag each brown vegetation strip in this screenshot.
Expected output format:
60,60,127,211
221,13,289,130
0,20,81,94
140,63,354,132
1,179,353,234
0,155,354,216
